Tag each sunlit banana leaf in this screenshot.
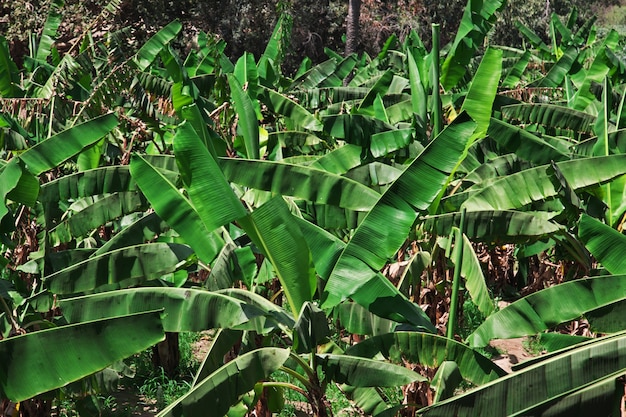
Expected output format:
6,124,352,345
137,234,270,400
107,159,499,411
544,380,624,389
534,46,579,88
135,20,182,71
32,0,63,64
234,52,259,98
216,288,295,330
94,212,168,255
0,310,164,402
130,154,222,264
43,243,193,294
346,331,506,386
578,213,626,274
293,216,345,281
311,144,369,175
174,122,246,231
422,210,562,243
317,353,426,387
420,332,626,416
322,114,476,311
356,70,394,114
219,158,379,211
370,129,414,158
461,48,502,134
19,113,118,176
158,348,289,417
460,155,626,211
501,50,531,88
466,274,626,347
239,197,315,316
60,288,266,332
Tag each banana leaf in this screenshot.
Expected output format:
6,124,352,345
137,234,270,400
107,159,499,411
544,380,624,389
19,113,118,176
0,159,38,228
370,129,414,158
322,114,396,149
462,154,531,185
311,144,369,175
174,122,247,231
157,348,289,417
219,158,379,211
534,46,579,88
60,288,266,332
228,74,260,159
94,212,168,255
317,354,426,387
234,52,259,98
0,310,164,402
135,20,182,71
345,331,506,386
43,242,193,294
420,332,626,416
293,302,330,354
192,329,242,387
431,361,463,403
216,288,295,330
239,196,315,316
460,155,626,211
292,59,338,89
335,302,398,336
322,114,476,310
260,87,323,131
130,154,222,264
578,213,626,274
461,48,502,134
440,0,506,91
0,36,23,97
33,0,63,65
501,104,595,137
466,274,626,347
357,70,394,114
422,210,562,243
48,192,148,245
501,50,531,88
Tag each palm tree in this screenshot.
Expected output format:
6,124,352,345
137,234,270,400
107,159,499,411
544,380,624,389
345,0,361,56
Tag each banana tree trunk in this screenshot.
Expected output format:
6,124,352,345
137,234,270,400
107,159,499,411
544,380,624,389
345,0,361,56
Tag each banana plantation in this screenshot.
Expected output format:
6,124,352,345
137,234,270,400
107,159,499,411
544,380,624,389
3,0,626,415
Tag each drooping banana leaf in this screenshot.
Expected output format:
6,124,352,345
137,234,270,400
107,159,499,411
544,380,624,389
370,129,414,158
486,119,571,165
422,210,562,243
48,192,148,245
356,70,394,115
462,154,530,185
459,155,626,211
322,114,476,311
440,0,506,91
43,242,193,294
335,302,398,336
466,274,626,347
0,159,38,228
239,196,315,317
293,302,330,354
430,361,463,403
317,354,426,387
215,288,295,330
259,87,323,131
94,212,168,255
533,46,579,88
135,20,183,71
0,310,164,402
130,154,223,264
0,36,23,97
192,328,243,387
33,0,64,65
345,331,506,386
501,49,531,88
578,213,626,275
501,104,595,138
311,144,369,175
157,348,290,417
420,332,626,417
19,113,118,176
60,288,266,332
322,114,396,149
174,122,247,231
219,158,379,211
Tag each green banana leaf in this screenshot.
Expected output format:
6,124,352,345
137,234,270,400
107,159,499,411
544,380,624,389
130,154,222,264
0,36,23,97
239,196,315,317
440,0,506,91
311,144,369,175
407,49,427,132
422,210,562,243
43,242,193,294
174,122,247,230
215,288,295,330
60,288,266,332
33,0,63,65
460,155,626,211
135,20,182,71
219,158,379,211
0,159,38,227
48,192,148,245
157,348,289,417
234,52,259,98
322,114,396,149
192,329,242,387
317,354,426,387
94,212,168,255
370,129,414,158
430,361,462,403
501,104,595,138
357,70,394,114
501,50,531,88
438,233,494,316
578,213,626,274
462,154,531,185
19,113,118,176
292,59,338,89
260,87,323,131
228,74,260,159
487,119,571,165
293,216,345,281
335,302,398,336
345,331,505,386
0,310,164,402
534,46,579,87
293,302,330,354
322,114,476,310
419,332,626,416
461,48,502,134
466,274,626,347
